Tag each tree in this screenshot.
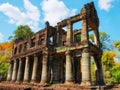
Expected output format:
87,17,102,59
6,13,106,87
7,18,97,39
9,25,34,40
0,42,13,80
102,51,115,84
89,32,112,51
102,51,115,70
114,41,120,51
111,63,120,83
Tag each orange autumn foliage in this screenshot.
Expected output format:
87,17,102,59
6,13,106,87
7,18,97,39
0,42,13,63
107,51,115,60
0,42,13,55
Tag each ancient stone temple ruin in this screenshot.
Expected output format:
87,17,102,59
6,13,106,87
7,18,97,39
7,2,105,86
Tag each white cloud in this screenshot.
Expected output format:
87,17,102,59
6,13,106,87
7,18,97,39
0,0,40,32
0,33,3,43
98,0,114,11
41,0,77,26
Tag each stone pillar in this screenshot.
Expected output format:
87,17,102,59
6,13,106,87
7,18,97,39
94,30,100,47
16,58,23,83
66,21,73,46
81,20,89,46
40,52,48,84
31,54,38,83
94,55,105,85
35,34,39,48
81,48,91,85
7,61,13,81
56,25,62,46
99,60,105,85
23,56,30,83
11,60,18,82
43,21,49,46
93,57,99,85
65,50,73,84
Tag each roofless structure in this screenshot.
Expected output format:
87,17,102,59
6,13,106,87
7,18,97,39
7,2,105,86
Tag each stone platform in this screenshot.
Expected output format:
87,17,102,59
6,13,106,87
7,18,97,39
0,82,108,90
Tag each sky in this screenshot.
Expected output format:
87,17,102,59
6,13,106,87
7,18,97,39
0,0,120,43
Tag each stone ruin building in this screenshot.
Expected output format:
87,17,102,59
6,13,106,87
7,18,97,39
7,2,105,86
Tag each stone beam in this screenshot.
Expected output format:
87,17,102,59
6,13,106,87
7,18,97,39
57,14,82,27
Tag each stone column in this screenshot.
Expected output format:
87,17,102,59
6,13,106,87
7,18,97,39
23,56,30,83
66,21,73,46
65,50,73,84
94,55,105,85
93,56,99,85
7,61,13,81
31,54,38,83
43,21,49,46
40,52,48,84
56,25,62,46
35,34,39,48
99,60,105,85
94,30,100,47
11,60,18,82
81,20,89,46
16,58,23,83
81,48,91,86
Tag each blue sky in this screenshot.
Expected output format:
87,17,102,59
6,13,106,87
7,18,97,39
0,0,120,43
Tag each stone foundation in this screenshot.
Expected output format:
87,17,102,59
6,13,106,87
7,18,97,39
0,83,107,90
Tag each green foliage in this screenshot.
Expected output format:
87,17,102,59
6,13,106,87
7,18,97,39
91,59,96,84
0,63,9,74
0,63,9,80
76,34,81,42
102,51,115,84
102,51,115,69
101,51,120,85
114,41,120,51
103,70,114,85
112,70,120,83
89,32,112,51
9,25,34,40
111,63,120,84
